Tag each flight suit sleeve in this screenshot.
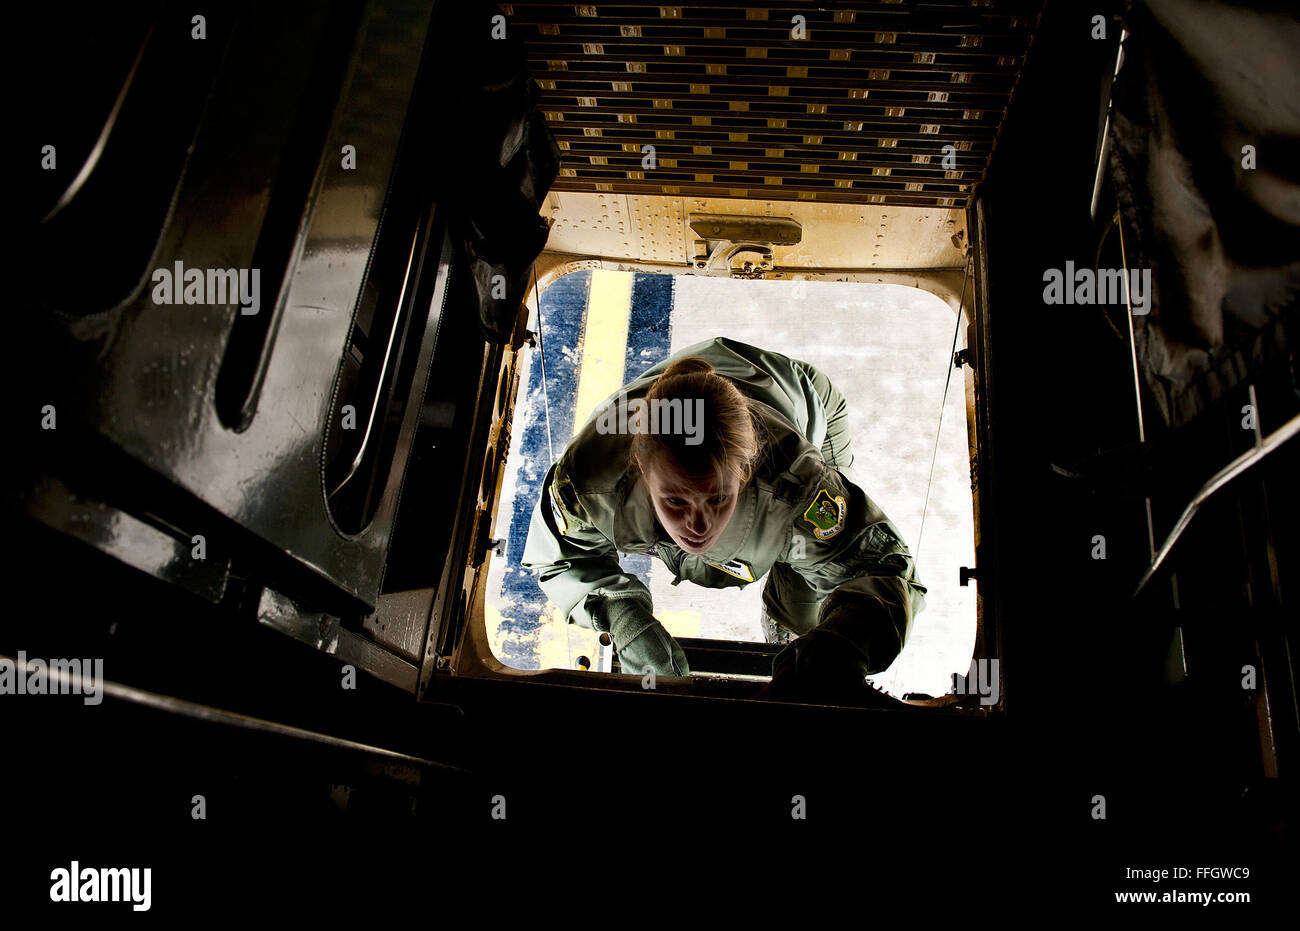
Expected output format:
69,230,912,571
779,463,927,675
520,459,658,642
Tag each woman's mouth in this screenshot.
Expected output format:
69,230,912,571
682,534,709,548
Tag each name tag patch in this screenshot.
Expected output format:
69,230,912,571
803,488,846,540
703,557,755,583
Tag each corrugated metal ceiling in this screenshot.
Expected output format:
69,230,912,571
503,0,1045,208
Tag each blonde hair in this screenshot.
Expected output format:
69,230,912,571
631,356,766,486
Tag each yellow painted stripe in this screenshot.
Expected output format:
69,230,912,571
657,608,702,639
573,269,632,434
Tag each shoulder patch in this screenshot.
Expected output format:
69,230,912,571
802,488,846,540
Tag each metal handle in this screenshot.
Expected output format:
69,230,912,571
330,221,422,499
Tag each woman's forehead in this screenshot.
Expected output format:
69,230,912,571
660,481,724,496
651,461,735,495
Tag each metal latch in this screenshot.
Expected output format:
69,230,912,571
688,214,802,279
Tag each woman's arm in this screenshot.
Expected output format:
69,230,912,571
778,462,928,677
521,458,690,675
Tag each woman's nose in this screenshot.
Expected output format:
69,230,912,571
686,509,708,535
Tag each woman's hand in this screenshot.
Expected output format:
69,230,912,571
614,618,691,677
756,629,904,708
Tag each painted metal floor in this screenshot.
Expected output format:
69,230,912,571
484,269,975,698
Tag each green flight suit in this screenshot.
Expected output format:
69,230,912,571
521,336,927,679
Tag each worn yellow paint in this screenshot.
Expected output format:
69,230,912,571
535,602,603,671
573,269,632,432
485,602,507,657
656,608,702,639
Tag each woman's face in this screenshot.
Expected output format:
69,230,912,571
641,454,741,554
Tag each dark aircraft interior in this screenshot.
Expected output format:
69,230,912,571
11,0,1298,911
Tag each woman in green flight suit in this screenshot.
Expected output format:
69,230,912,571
521,336,927,703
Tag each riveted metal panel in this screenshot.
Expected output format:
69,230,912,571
542,191,965,269
628,194,689,263
541,190,635,256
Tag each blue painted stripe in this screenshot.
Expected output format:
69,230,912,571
624,272,674,382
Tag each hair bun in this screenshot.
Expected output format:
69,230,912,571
660,356,715,379
635,351,763,486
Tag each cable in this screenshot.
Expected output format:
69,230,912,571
914,254,972,569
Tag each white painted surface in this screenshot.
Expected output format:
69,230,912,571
654,276,976,697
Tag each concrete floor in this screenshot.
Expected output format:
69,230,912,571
485,269,975,698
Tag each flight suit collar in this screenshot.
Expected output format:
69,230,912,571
700,479,756,562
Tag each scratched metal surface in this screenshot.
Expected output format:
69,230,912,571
33,1,440,612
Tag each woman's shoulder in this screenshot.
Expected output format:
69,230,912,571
748,405,862,546
670,336,795,370
749,401,825,485
555,415,635,499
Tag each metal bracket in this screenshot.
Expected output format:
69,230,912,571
24,473,231,605
954,348,973,369
688,213,801,279
472,509,505,567
959,566,978,587
256,586,340,653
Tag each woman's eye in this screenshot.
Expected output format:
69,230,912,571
667,498,685,507
709,496,727,505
